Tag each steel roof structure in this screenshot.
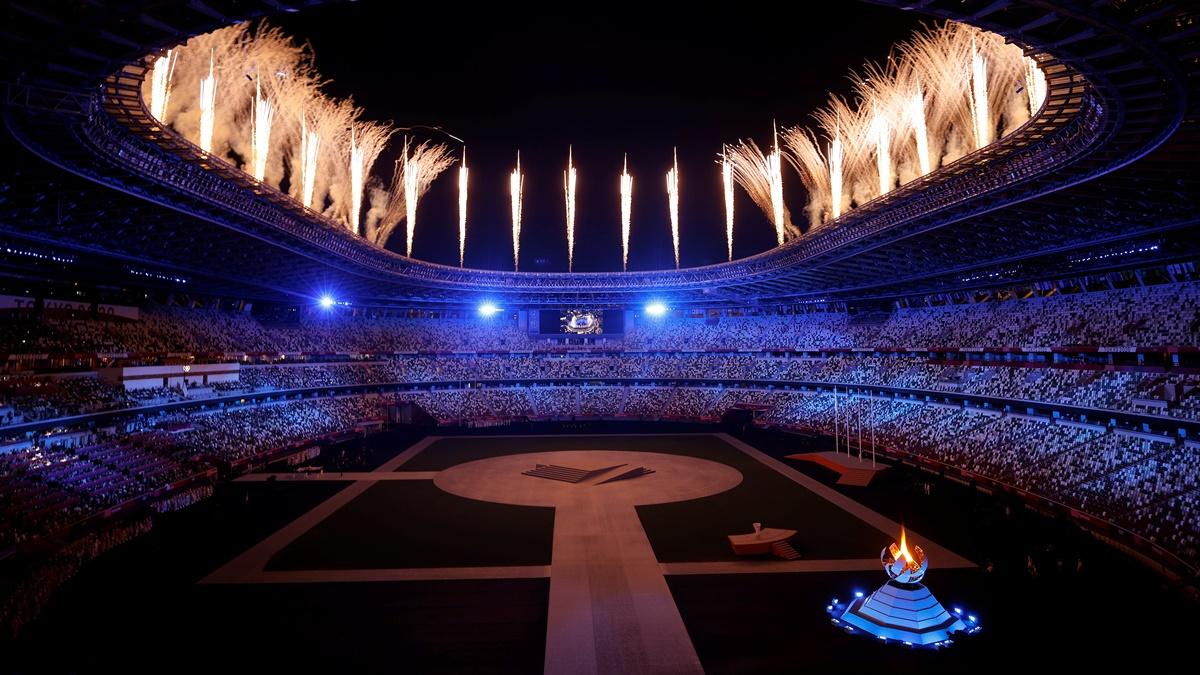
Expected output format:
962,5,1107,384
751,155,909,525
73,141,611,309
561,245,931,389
0,0,1196,308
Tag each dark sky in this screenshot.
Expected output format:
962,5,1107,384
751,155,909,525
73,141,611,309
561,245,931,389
273,3,924,272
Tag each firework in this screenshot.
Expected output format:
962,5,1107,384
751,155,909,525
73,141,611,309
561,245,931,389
198,49,217,154
349,131,364,230
367,141,454,249
403,138,421,256
666,148,680,269
812,96,868,219
1025,56,1047,117
909,82,931,175
148,49,176,121
151,17,1037,263
781,127,827,226
250,79,274,182
851,60,907,199
299,114,320,209
768,124,786,245
829,134,844,218
871,108,891,196
564,147,577,271
346,119,391,235
620,154,633,271
969,37,990,149
776,22,1030,229
458,147,468,267
722,146,734,260
727,135,795,245
511,152,524,271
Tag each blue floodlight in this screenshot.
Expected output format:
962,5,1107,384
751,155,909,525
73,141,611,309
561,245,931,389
478,302,501,317
318,295,335,309
644,301,668,317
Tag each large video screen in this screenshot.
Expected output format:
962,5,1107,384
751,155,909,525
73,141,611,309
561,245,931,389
537,309,625,335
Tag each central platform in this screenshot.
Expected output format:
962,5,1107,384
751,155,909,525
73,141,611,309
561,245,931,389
434,450,744,507
840,580,968,645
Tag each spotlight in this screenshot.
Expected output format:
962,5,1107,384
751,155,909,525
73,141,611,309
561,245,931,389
318,295,335,309
645,301,668,317
478,302,501,317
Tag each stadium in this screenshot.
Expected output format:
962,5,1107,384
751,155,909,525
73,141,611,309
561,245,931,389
0,0,1197,671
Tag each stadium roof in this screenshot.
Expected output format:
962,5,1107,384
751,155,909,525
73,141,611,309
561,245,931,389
0,0,1197,308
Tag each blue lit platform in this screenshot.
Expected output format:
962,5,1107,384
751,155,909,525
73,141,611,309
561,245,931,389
840,580,966,645
827,528,981,648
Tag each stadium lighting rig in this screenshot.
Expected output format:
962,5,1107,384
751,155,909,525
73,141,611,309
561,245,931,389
644,301,668,317
478,302,501,317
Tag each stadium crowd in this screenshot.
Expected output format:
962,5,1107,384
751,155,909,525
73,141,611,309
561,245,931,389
5,351,1198,428
1,281,1197,582
0,282,1196,358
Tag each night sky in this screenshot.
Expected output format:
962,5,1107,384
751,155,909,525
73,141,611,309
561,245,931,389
273,3,924,272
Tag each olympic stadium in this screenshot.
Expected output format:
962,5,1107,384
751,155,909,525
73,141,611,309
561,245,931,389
0,1,1198,672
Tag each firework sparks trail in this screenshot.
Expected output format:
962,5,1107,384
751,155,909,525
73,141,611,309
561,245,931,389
829,134,844,219
251,78,274,182
345,119,391,235
909,82,931,175
666,148,680,269
620,154,633,271
299,114,320,209
369,141,454,249
969,37,990,149
722,146,734,261
148,50,176,121
564,147,577,271
727,136,794,245
155,19,1033,260
198,49,217,154
511,152,523,271
768,124,786,246
872,108,891,196
458,148,468,267
1025,56,1047,117
403,138,421,257
349,130,364,231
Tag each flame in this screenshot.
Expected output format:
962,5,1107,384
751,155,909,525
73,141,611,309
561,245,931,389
888,525,922,573
896,527,914,565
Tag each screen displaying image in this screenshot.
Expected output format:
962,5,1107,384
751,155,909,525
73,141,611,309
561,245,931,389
538,309,624,335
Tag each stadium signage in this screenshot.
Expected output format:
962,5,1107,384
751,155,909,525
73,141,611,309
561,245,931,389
0,294,140,320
